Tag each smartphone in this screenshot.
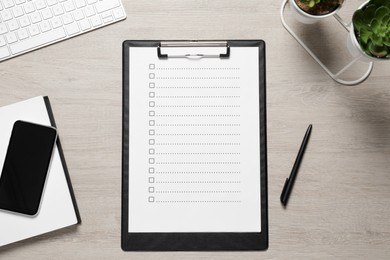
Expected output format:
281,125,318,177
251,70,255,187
0,121,57,216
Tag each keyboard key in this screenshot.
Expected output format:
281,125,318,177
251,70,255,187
9,27,66,54
41,8,52,19
65,22,79,35
46,0,57,6
51,16,62,28
90,15,101,27
0,23,8,34
84,5,95,17
95,0,119,13
112,7,124,19
5,32,17,44
0,46,10,58
101,12,113,23
72,9,83,21
24,2,35,14
7,19,20,31
63,0,75,12
87,0,97,4
3,0,15,9
39,20,51,32
52,5,64,16
79,18,90,31
28,24,40,36
15,0,26,5
62,13,73,24
74,0,86,8
0,35,6,46
30,12,42,23
1,9,13,21
35,0,46,10
17,28,28,39
18,16,30,27
12,6,24,18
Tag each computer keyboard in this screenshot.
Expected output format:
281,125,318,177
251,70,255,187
0,0,126,62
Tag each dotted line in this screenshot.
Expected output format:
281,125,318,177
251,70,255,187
156,124,240,127
156,68,240,70
156,134,240,136
156,142,240,146
156,114,240,117
156,77,240,80
156,95,240,99
156,86,240,89
156,162,241,165
156,200,241,203
156,152,240,155
156,105,240,108
156,181,241,184
156,171,240,174
156,191,241,194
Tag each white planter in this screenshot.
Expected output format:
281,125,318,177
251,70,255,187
347,0,388,62
290,0,342,24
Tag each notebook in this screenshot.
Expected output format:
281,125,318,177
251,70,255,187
0,96,81,247
122,40,268,251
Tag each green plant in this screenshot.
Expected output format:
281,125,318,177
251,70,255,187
352,0,390,59
295,0,344,15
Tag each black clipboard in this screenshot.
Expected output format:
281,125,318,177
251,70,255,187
122,40,268,251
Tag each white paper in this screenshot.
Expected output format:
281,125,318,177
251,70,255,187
128,47,261,232
0,96,78,246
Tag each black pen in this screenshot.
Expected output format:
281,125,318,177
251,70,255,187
280,124,312,207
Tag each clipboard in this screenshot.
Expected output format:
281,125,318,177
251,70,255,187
122,40,268,251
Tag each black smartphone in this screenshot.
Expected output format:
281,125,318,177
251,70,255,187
0,121,57,216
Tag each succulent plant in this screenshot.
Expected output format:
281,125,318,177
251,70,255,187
295,0,344,15
352,0,390,59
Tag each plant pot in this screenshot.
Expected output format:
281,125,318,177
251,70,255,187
347,0,389,62
290,0,342,24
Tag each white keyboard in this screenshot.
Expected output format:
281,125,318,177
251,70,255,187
0,0,126,62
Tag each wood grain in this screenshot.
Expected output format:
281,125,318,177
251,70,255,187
1,0,390,259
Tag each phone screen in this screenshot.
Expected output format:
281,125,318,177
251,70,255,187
0,121,57,216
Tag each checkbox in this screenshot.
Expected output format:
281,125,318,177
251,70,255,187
149,82,155,88
149,158,155,164
149,111,155,117
149,148,155,154
149,167,155,174
149,64,155,70
149,129,155,135
149,101,155,107
148,196,155,202
149,187,155,193
149,92,155,98
149,139,155,145
149,73,155,79
149,120,155,126
149,177,155,183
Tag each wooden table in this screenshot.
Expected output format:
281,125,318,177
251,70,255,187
1,0,390,259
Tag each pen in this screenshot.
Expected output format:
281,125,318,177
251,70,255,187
280,124,312,207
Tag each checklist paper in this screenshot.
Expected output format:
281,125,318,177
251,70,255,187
128,47,261,233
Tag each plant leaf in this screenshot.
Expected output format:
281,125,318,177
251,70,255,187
368,40,388,57
353,9,367,32
375,6,390,22
359,28,373,44
363,5,377,24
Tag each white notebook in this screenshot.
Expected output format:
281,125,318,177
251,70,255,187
0,96,80,247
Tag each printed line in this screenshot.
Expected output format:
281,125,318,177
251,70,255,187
156,77,240,80
156,142,240,146
156,191,241,194
156,86,240,89
156,105,240,108
156,200,241,203
156,95,240,99
156,181,241,184
156,124,240,127
156,171,240,174
156,162,241,165
156,152,240,155
156,68,240,70
156,114,240,117
156,134,240,136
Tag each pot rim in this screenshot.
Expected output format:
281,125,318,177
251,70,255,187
291,0,342,19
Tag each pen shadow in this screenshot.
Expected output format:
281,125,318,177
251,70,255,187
0,225,80,254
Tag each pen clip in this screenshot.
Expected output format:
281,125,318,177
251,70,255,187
280,178,290,202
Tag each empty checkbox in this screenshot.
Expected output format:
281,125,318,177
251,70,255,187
149,139,155,145
148,196,155,202
149,92,155,98
149,148,155,154
149,129,155,135
149,64,155,70
149,120,155,126
149,187,155,193
149,158,155,164
149,111,155,116
149,177,155,183
149,73,155,79
149,82,155,88
149,167,155,174
149,101,155,107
